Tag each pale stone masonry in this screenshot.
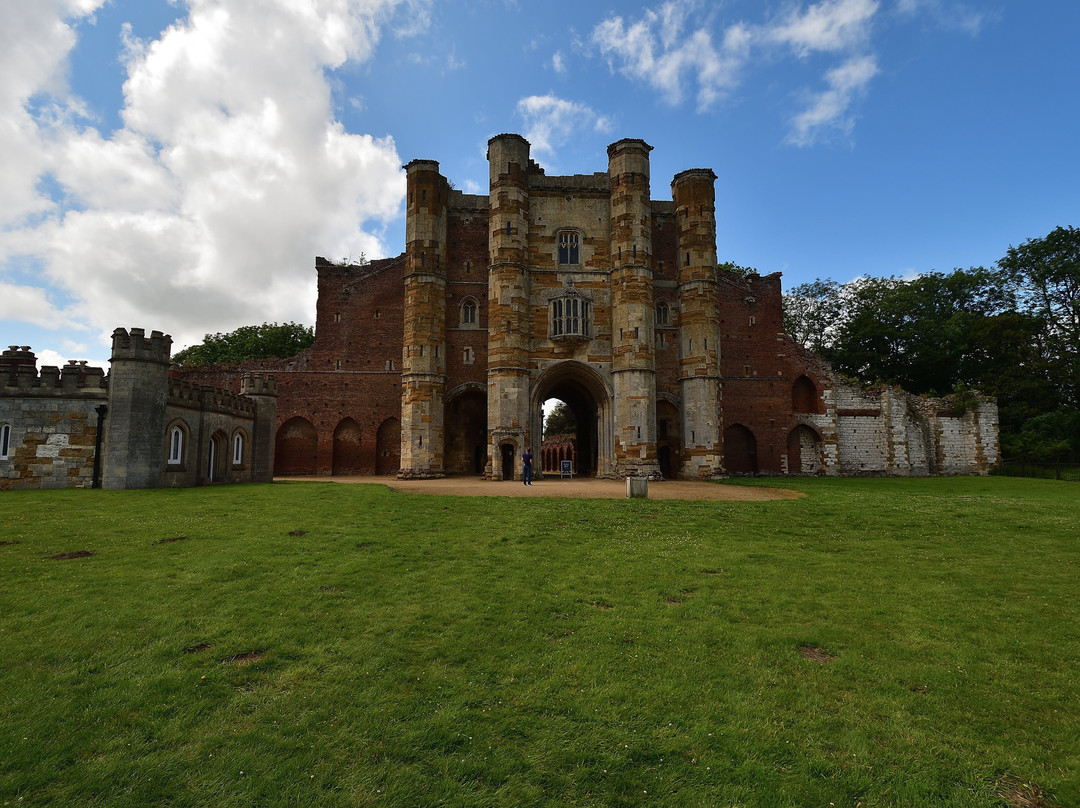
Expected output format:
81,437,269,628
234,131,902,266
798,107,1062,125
0,331,278,490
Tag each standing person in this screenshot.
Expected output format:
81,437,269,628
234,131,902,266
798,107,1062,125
522,447,533,485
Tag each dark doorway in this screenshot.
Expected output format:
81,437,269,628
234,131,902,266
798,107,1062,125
445,388,487,475
376,418,401,475
724,424,758,474
500,443,515,481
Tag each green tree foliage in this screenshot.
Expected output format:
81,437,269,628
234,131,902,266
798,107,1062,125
543,401,576,439
172,322,315,366
998,225,1080,407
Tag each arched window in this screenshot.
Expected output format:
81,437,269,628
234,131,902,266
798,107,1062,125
557,231,580,265
460,298,478,328
655,300,670,326
232,432,244,465
0,424,10,459
168,425,185,464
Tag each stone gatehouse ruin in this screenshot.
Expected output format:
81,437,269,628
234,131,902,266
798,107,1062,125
181,134,999,480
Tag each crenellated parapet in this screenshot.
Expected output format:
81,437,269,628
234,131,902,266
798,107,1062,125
0,348,107,399
110,327,172,364
167,377,257,418
240,373,278,398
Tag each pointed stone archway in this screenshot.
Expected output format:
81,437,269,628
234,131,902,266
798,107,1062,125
445,383,488,475
531,361,613,478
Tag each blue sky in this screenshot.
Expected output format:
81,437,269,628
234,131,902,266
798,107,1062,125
2,0,1077,367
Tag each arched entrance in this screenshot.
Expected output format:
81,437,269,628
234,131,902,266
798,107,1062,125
532,361,613,478
332,418,363,476
656,398,680,478
787,424,823,474
207,431,228,482
723,423,758,474
445,385,487,475
376,418,401,475
275,417,317,475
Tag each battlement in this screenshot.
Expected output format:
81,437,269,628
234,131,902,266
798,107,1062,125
240,373,278,397
167,376,257,418
111,327,173,364
0,348,108,398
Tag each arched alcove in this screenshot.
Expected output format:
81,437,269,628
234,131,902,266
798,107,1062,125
275,417,317,476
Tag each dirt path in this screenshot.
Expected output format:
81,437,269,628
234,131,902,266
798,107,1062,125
276,475,804,501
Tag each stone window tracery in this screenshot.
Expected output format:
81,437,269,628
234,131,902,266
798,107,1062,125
233,432,244,465
656,300,670,326
549,289,591,341
460,298,478,328
557,231,580,265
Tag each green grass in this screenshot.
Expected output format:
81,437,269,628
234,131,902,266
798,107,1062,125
1,477,1078,807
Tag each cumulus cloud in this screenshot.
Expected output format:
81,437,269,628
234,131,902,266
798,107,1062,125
591,2,750,110
766,0,879,57
515,94,613,158
590,0,893,144
787,55,879,145
0,0,421,351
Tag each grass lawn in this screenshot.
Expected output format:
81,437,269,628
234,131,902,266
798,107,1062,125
1,476,1077,807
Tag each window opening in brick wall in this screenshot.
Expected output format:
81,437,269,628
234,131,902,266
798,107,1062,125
421,189,426,201
749,315,756,326
506,222,511,235
463,347,474,365
658,332,667,349
375,309,380,319
656,301,669,326
557,231,579,265
333,312,341,323
335,359,342,370
418,345,424,357
1,423,11,459
744,365,752,377
460,299,477,327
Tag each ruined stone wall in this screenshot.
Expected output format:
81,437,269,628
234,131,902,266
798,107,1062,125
0,351,107,490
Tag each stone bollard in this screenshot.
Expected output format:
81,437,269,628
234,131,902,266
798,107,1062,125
626,477,648,498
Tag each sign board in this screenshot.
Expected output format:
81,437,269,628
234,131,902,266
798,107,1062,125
560,460,573,478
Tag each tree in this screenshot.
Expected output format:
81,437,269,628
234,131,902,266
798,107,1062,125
543,401,576,439
172,322,315,366
998,225,1080,407
782,278,845,353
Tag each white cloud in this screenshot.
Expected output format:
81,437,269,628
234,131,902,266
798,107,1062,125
516,94,613,158
552,51,566,75
0,281,83,330
895,0,991,36
787,55,879,146
0,0,422,350
591,3,750,110
767,0,879,57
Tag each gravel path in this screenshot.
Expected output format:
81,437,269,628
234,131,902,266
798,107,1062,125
276,475,804,501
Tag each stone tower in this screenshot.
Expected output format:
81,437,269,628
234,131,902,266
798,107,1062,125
399,159,449,478
102,328,172,490
608,139,660,478
672,169,724,477
240,373,278,483
485,134,532,478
